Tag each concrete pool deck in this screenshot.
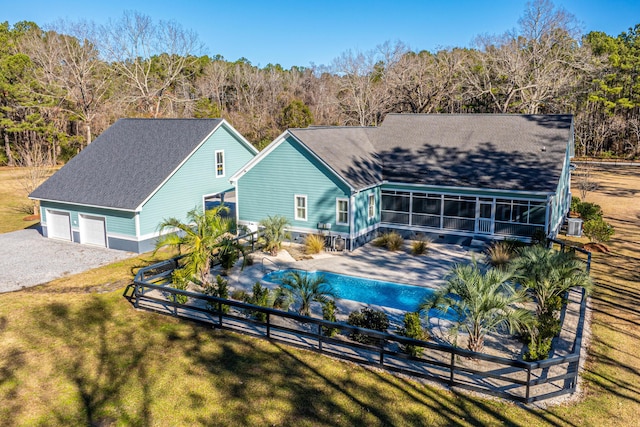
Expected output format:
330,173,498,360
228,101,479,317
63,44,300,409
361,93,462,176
222,241,480,331
226,241,477,293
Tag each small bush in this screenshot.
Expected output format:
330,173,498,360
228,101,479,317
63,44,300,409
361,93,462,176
583,217,615,243
305,234,325,254
411,235,432,255
321,300,339,337
170,267,191,304
524,335,553,361
231,289,248,301
245,282,271,322
570,196,581,213
531,229,548,246
397,312,429,357
204,275,230,314
485,241,513,269
272,288,293,311
347,307,390,345
373,231,404,251
575,201,603,222
371,233,389,248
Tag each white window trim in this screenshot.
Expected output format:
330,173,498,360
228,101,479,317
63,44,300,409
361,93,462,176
295,194,307,221
336,198,349,225
215,150,225,178
368,193,375,219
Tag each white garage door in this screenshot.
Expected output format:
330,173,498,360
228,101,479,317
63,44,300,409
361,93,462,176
79,214,107,247
47,210,72,241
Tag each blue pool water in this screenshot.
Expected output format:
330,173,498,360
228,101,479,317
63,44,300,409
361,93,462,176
262,269,457,321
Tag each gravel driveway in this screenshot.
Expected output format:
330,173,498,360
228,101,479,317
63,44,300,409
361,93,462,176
0,228,136,293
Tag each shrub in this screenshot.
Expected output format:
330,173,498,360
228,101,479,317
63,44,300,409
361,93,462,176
485,241,513,269
583,217,615,243
347,307,390,345
531,229,548,246
321,300,339,338
272,288,293,311
305,234,325,254
570,196,581,213
373,231,404,251
575,201,603,222
231,289,248,301
397,312,429,357
411,235,432,255
259,215,291,255
170,267,190,304
524,335,553,362
245,282,271,322
203,275,230,314
523,298,563,361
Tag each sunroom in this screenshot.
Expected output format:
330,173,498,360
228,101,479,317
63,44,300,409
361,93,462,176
379,189,548,240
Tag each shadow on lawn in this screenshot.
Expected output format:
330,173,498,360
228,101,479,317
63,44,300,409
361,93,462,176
0,316,26,427
172,324,549,426
29,298,154,427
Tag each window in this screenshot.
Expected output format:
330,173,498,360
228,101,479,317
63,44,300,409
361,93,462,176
215,150,225,177
336,198,349,225
295,195,307,221
368,193,375,219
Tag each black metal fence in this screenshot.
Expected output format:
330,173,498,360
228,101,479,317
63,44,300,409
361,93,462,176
548,237,592,273
126,256,588,404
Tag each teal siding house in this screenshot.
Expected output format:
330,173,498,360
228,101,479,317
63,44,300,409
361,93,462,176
30,119,257,252
231,114,575,250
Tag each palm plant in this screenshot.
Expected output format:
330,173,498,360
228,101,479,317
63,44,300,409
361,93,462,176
279,271,337,317
259,215,291,256
511,245,592,316
155,205,235,286
420,261,533,353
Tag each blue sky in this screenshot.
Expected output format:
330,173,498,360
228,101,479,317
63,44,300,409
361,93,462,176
3,0,639,68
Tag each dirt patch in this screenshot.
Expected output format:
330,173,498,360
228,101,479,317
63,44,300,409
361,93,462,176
583,242,609,253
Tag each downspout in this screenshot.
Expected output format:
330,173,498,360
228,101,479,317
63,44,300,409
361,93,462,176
349,192,356,251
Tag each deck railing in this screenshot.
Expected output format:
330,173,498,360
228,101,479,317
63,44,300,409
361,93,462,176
126,258,588,404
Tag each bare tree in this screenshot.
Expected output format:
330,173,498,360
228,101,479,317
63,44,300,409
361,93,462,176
98,11,203,117
575,163,599,200
21,20,112,146
331,42,407,126
469,0,587,114
16,139,50,215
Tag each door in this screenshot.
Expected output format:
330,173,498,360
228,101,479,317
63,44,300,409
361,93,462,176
476,200,493,234
47,210,72,241
79,214,107,247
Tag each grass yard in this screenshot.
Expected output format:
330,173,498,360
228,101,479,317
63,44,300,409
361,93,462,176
0,166,638,425
0,167,56,234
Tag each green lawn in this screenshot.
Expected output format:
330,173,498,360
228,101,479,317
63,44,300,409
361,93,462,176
0,167,638,425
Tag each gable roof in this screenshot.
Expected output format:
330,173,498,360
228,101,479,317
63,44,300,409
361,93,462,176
288,127,381,189
280,114,573,194
30,118,254,211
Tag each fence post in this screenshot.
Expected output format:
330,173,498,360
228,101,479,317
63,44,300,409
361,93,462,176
173,293,178,316
449,352,455,386
218,301,223,327
526,366,531,402
318,324,323,352
134,284,140,308
266,312,271,338
586,251,592,274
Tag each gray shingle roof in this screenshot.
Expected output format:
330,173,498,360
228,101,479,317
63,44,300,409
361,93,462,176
30,118,223,210
289,127,381,189
290,114,573,193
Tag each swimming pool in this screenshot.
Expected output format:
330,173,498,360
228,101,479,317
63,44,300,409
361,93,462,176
262,269,456,320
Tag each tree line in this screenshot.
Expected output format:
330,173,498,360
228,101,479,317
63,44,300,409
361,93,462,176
1,0,639,168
